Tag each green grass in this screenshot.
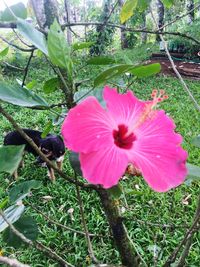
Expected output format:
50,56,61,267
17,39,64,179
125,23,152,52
0,47,200,266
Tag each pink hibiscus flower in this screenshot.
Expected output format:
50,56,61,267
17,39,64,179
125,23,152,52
61,86,187,192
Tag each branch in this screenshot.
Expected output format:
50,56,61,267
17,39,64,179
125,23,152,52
0,256,30,267
0,22,17,28
26,200,100,237
0,35,35,52
61,22,200,45
0,105,97,190
0,210,73,267
22,50,34,87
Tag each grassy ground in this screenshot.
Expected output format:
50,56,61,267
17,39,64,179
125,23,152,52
0,47,200,266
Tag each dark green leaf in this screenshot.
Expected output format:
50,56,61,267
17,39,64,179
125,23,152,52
17,18,48,55
108,185,123,199
3,216,38,248
0,204,25,232
0,2,27,22
120,0,138,23
185,163,200,186
0,47,9,58
87,56,116,65
192,135,200,148
74,88,105,107
137,0,150,12
161,0,174,8
0,145,25,175
47,20,72,76
94,64,133,87
9,180,42,203
43,77,59,94
0,82,49,108
130,63,161,78
41,121,53,138
73,42,94,51
69,152,82,176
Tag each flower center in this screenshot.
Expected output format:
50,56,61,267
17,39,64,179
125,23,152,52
113,124,136,149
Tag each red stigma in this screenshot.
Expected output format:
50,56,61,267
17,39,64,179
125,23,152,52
113,124,136,149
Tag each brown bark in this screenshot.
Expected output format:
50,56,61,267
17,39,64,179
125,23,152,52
98,189,139,267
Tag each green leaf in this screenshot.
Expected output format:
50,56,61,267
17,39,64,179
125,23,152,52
17,18,48,55
185,163,200,186
108,185,123,199
192,135,200,148
0,197,9,210
3,216,38,248
0,47,9,58
9,180,42,204
94,64,133,87
87,56,116,65
73,42,94,51
47,20,72,76
120,0,138,24
41,121,53,138
0,82,49,108
0,204,25,232
161,0,174,8
137,0,150,12
129,63,161,78
0,145,25,175
69,152,82,176
43,77,59,94
26,80,37,90
74,88,105,107
0,2,27,22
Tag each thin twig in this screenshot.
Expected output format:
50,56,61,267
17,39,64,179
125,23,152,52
0,210,73,267
0,105,97,190
22,50,34,87
163,194,200,267
150,9,200,113
0,256,30,267
0,35,35,52
75,175,99,264
26,200,100,237
12,29,34,48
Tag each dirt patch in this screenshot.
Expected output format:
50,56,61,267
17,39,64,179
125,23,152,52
147,54,200,80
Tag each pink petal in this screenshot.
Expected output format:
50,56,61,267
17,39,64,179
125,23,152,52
103,86,146,127
80,146,129,188
61,96,117,153
129,111,188,192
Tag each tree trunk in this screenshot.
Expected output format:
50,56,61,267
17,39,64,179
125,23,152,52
118,0,129,49
64,0,72,45
98,189,139,267
141,12,147,44
156,0,164,42
30,0,59,30
186,0,194,24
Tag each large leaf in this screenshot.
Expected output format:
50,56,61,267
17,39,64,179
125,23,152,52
0,47,9,58
73,88,105,107
17,19,48,55
87,56,116,65
0,82,49,108
120,0,138,24
192,135,200,148
9,180,42,203
185,163,200,185
3,216,38,248
69,152,82,176
47,20,72,76
0,204,25,232
94,64,133,87
73,42,94,51
43,77,59,94
129,63,161,78
0,2,27,22
161,0,174,8
0,145,25,175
